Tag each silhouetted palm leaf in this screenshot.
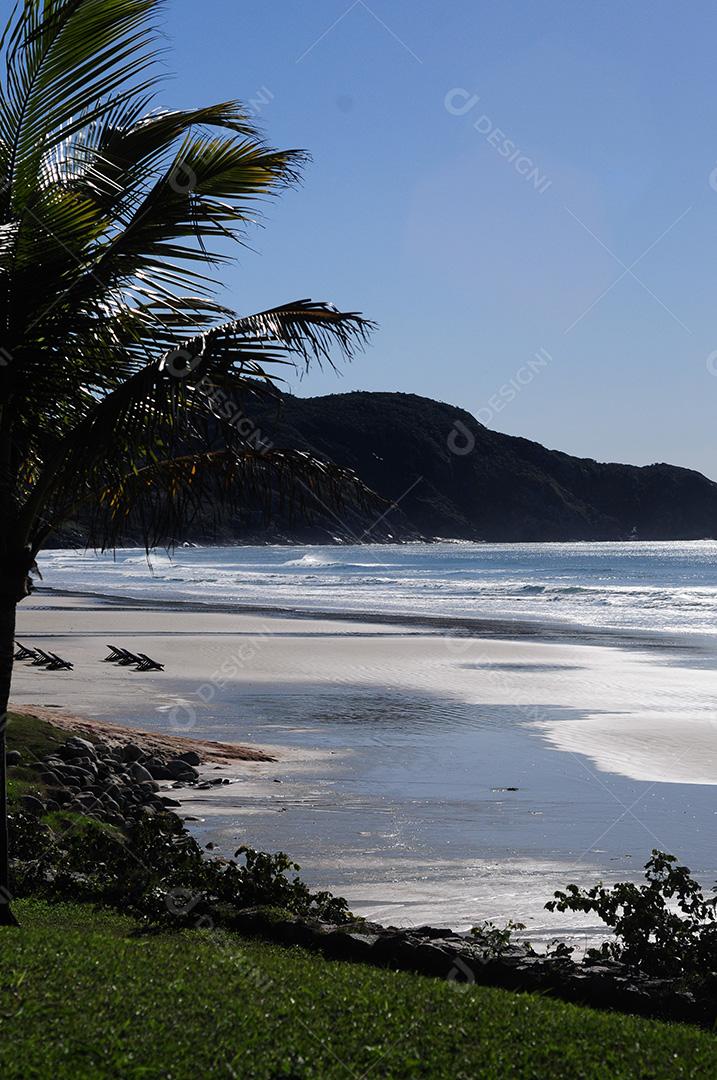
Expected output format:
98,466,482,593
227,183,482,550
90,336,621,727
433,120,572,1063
0,0,377,561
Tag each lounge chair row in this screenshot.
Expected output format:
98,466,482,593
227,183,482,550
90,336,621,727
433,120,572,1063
14,642,73,670
103,645,164,671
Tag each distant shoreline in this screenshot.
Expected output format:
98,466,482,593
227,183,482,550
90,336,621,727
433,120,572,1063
33,583,714,659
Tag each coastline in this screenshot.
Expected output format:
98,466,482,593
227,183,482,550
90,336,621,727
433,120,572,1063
12,585,717,937
37,584,716,656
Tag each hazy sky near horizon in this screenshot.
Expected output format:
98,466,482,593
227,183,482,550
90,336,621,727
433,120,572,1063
165,1,717,478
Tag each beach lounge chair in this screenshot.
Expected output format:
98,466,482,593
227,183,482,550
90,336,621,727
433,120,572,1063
103,645,126,662
29,648,54,666
134,653,164,672
31,649,72,671
14,641,37,661
47,652,73,671
115,648,143,666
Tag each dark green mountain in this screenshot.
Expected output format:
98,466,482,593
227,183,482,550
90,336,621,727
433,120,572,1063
218,390,717,543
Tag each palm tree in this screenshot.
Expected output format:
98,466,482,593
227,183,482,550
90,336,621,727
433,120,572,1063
0,0,375,925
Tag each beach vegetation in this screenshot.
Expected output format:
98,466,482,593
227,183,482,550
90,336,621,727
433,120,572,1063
469,918,527,957
6,711,353,924
547,850,717,987
8,798,352,926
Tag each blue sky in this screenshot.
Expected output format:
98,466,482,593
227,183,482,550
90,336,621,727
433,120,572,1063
164,1,717,477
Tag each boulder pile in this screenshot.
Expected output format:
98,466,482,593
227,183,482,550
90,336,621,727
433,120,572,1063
11,735,226,829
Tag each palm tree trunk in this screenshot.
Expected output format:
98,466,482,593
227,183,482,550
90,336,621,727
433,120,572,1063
0,594,18,925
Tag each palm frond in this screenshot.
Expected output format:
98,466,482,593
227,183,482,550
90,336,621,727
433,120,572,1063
81,447,378,551
0,1,378,566
18,302,375,550
0,0,162,210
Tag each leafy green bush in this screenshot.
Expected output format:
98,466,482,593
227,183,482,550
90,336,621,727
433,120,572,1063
546,850,717,983
470,919,527,958
8,809,351,927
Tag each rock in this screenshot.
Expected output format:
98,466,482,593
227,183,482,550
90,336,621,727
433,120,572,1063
176,750,201,766
120,743,144,763
145,756,174,779
21,795,46,815
65,736,98,758
6,750,22,766
39,771,62,786
165,759,199,781
74,792,98,807
129,762,154,784
147,764,174,780
410,925,458,940
321,931,379,960
56,763,94,783
74,756,98,771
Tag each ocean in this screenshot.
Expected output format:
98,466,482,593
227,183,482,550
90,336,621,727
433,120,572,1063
40,540,717,638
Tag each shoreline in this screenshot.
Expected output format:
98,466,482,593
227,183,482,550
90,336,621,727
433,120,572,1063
12,587,717,934
33,584,717,659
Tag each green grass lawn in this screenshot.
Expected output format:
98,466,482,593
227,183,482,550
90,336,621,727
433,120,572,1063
1,901,715,1079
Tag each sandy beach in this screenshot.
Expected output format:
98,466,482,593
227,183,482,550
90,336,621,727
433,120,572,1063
11,587,717,942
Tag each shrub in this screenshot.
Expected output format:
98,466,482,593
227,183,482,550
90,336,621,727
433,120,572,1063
470,919,528,958
8,809,352,927
546,850,717,983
